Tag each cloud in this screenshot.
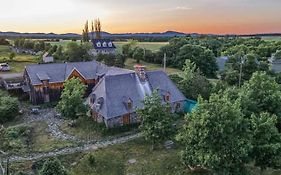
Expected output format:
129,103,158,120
160,6,192,12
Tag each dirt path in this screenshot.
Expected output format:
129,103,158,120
8,133,141,163
22,109,81,142
0,73,22,79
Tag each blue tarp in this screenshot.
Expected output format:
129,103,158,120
184,99,197,113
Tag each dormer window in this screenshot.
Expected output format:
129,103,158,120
95,97,104,111
103,42,107,47
108,42,112,47
127,99,133,110
164,92,171,102
96,42,101,47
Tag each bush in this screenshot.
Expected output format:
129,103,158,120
0,91,19,123
87,154,96,166
39,158,68,175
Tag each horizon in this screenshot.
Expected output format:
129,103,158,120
1,0,281,35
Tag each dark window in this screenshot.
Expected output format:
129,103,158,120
127,99,133,110
164,92,171,102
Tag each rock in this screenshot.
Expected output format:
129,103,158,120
128,159,137,164
164,140,174,149
71,162,77,166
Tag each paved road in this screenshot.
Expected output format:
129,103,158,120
0,73,23,80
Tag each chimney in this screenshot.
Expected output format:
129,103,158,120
134,65,147,81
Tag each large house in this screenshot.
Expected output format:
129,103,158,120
88,65,186,128
90,39,116,56
23,61,129,104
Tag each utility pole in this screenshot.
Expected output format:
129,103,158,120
163,53,167,72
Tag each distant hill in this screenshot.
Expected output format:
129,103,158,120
0,31,280,39
0,31,188,39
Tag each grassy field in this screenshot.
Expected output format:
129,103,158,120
1,121,77,156
114,41,168,53
261,36,281,41
10,137,281,175
0,45,38,73
125,58,181,75
46,40,168,53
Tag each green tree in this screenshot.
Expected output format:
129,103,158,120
94,18,102,39
137,90,174,148
132,47,144,63
250,113,281,173
274,50,281,60
64,42,91,62
177,44,217,77
175,60,212,100
0,90,19,123
9,52,16,61
177,93,252,174
56,78,87,120
240,72,281,126
82,20,90,42
53,46,64,60
39,158,68,175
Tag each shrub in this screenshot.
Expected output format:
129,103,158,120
0,91,19,123
87,154,96,166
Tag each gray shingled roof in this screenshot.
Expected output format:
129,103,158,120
90,70,186,119
25,61,130,85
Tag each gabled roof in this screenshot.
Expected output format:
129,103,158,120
43,52,52,57
92,39,116,50
25,61,130,85
36,72,50,81
90,70,186,119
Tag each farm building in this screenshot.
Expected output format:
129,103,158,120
23,61,130,104
42,52,54,63
88,65,186,128
90,39,116,56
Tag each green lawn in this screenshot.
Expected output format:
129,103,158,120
1,121,77,156
46,40,81,48
261,36,281,41
115,41,168,53
10,137,281,175
0,45,38,73
125,58,182,75
46,40,167,53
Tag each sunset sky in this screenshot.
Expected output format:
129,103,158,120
0,0,280,34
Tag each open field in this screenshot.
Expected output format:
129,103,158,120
0,45,38,74
125,58,181,75
114,41,168,53
10,137,281,175
261,36,281,41
46,40,168,53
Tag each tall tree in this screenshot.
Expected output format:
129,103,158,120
137,90,174,148
250,113,281,173
177,44,218,77
94,19,102,39
56,78,87,120
82,20,90,42
91,20,94,41
239,72,281,126
171,60,212,100
177,93,252,174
